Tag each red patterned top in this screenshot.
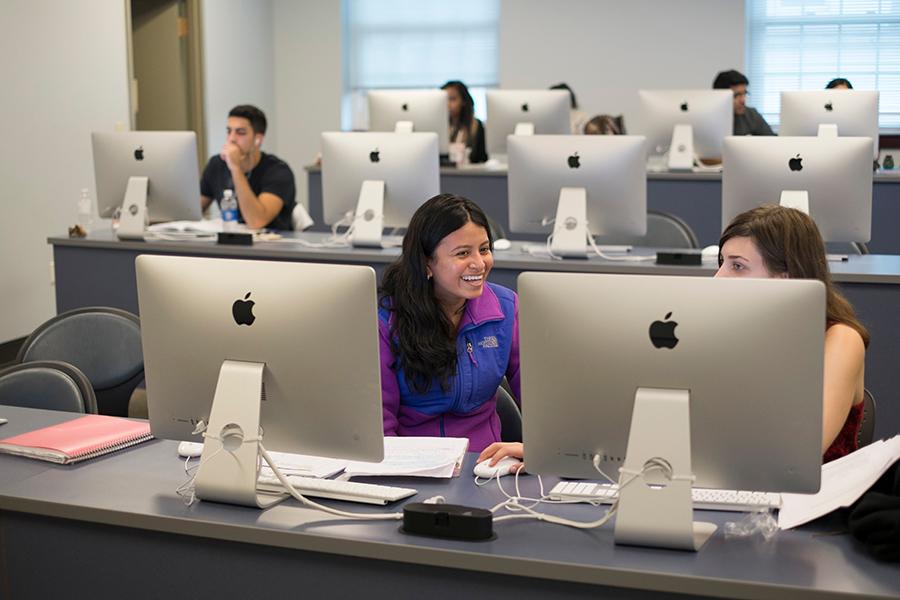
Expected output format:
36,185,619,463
823,399,864,463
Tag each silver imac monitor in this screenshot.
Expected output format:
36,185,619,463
485,89,570,156
779,90,879,159
320,131,440,247
635,90,733,169
519,272,824,550
91,131,201,240
367,89,449,153
722,136,873,243
507,135,647,258
137,255,385,509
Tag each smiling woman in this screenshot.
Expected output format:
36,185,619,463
377,194,520,452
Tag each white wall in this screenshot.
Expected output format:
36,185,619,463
201,0,277,156
500,0,745,130
0,1,131,343
271,1,343,211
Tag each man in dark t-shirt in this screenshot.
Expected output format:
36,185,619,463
200,105,296,230
712,70,775,137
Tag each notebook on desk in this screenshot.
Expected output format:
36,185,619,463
0,414,152,464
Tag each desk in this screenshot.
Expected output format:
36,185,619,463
0,406,897,600
306,165,900,252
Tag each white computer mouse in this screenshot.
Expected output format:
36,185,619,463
701,245,720,261
473,456,522,479
493,238,512,251
177,441,203,458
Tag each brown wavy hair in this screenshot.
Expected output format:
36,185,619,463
719,205,869,347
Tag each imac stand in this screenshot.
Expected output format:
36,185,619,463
817,124,838,137
349,180,385,247
394,121,414,133
514,123,535,136
194,360,286,509
116,176,149,240
779,190,810,215
550,187,589,258
614,387,715,551
667,125,694,171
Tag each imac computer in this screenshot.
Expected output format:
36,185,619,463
92,131,201,240
722,136,873,243
485,89,571,157
779,90,880,159
519,272,824,551
320,131,440,247
367,89,449,153
635,90,733,170
136,255,385,509
507,135,647,258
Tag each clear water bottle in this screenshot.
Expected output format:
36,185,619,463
77,188,94,232
221,189,238,231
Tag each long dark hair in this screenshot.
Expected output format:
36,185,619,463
380,194,494,393
719,205,869,347
441,80,477,143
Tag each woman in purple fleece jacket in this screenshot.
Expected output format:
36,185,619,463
378,194,520,452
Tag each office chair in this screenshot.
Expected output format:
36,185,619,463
826,241,870,256
17,307,143,417
495,385,522,443
0,360,97,413
593,210,700,249
857,389,877,448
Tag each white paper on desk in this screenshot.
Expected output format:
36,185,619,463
146,219,257,237
778,435,900,530
343,436,469,478
177,442,346,479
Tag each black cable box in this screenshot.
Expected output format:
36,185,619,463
217,232,253,245
656,250,702,266
402,502,493,540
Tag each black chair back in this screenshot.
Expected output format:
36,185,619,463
0,360,97,413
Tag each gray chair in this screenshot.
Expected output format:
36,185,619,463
0,360,97,413
593,210,699,249
17,307,143,417
495,385,522,443
857,389,876,448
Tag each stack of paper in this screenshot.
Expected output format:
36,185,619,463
344,437,469,478
778,435,900,529
176,441,346,479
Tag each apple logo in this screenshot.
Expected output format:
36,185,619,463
134,146,144,161
789,154,803,172
521,103,529,112
649,312,679,349
824,101,833,112
680,102,689,112
567,152,580,169
232,292,256,326
401,103,409,112
369,148,380,163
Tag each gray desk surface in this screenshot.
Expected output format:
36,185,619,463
1,406,897,600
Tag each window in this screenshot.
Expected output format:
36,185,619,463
342,0,500,130
746,0,900,130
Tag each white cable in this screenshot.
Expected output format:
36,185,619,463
258,443,403,521
586,229,655,262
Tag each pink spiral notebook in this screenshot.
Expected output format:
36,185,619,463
0,414,153,464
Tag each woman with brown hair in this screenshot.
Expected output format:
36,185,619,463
441,80,487,164
715,204,868,461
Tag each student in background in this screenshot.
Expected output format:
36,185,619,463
478,204,867,468
826,78,854,90
583,114,622,135
379,194,519,452
441,81,488,164
550,82,589,134
200,105,296,230
712,69,774,136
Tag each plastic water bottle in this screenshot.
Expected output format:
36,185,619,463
221,189,238,231
77,188,94,232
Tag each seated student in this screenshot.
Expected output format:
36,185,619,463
441,81,488,164
713,69,775,136
583,114,622,135
200,104,296,230
826,78,854,90
550,82,590,134
478,204,867,468
379,194,519,452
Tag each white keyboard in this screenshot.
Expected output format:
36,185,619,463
257,475,417,505
548,481,781,512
